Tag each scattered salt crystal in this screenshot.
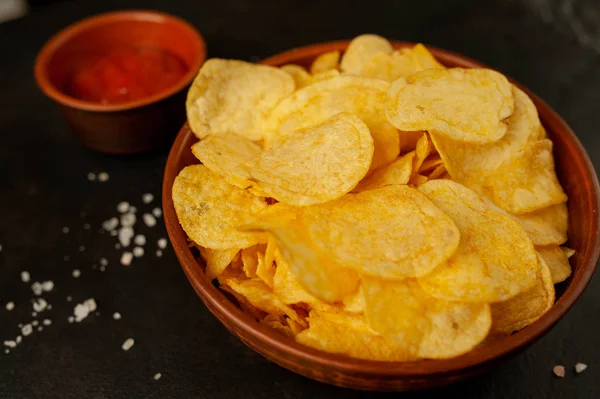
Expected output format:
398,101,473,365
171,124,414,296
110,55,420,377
31,282,43,296
0,244,2,252
119,226,134,247
129,206,137,213
31,320,38,326
79,245,86,252
4,349,8,354
100,258,108,266
115,243,121,249
37,327,43,332
120,252,133,266
120,213,136,227
72,269,81,278
156,250,163,257
32,298,47,312
153,373,162,381
575,362,587,373
66,296,72,302
84,223,90,230
17,324,22,328
5,302,14,311
110,230,118,237
152,207,162,218
21,271,30,283
100,265,106,272
64,255,70,261
553,365,566,378
142,193,154,204
4,340,16,348
21,324,33,337
43,319,52,326
113,312,121,320
87,172,96,181
15,336,22,344
68,316,74,323
32,312,37,317
95,312,100,316
42,281,54,292
98,172,109,182
134,235,146,246
133,247,144,258
143,214,157,227
102,217,119,231
62,226,70,234
157,238,168,249
121,338,135,351
117,201,130,213
74,298,97,322
47,304,52,310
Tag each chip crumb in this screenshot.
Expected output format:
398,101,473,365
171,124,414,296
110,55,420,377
133,247,144,258
21,271,30,283
120,252,133,266
156,250,163,257
553,365,566,378
142,193,154,204
31,320,38,326
134,235,146,246
98,172,109,182
120,213,136,228
31,282,43,296
143,213,157,227
152,207,162,218
72,269,81,278
79,245,86,252
87,172,96,181
32,298,47,312
153,373,162,381
43,319,51,326
5,302,14,311
575,363,587,374
113,312,121,320
119,226,134,247
117,201,130,213
4,340,16,348
102,217,119,231
41,281,54,292
122,338,135,351
157,238,168,249
62,226,70,234
21,324,33,337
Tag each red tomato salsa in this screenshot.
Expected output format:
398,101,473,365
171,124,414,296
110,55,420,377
69,46,188,104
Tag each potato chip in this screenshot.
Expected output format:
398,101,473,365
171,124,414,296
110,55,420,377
427,164,447,180
363,277,491,359
537,245,572,283
412,43,445,69
400,130,425,153
353,152,415,191
563,247,575,258
247,185,460,281
272,247,321,305
310,50,340,74
266,75,399,171
410,174,429,187
418,154,443,174
340,34,394,76
296,310,418,361
386,68,513,143
491,254,555,333
261,314,295,337
199,247,240,280
312,69,340,82
186,59,294,140
172,165,268,249
417,180,538,303
241,245,266,278
512,203,568,246
256,237,277,287
281,64,313,88
240,113,374,206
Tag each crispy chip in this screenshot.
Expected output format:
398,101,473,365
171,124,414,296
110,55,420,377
247,185,460,281
310,51,340,74
386,68,513,143
312,69,340,82
511,203,568,246
281,64,313,88
418,180,538,303
363,277,491,359
537,245,572,283
353,152,415,191
340,34,394,76
256,237,277,287
266,75,399,171
427,164,447,180
172,165,268,249
241,245,266,278
412,43,445,69
199,247,240,280
186,59,294,141
400,130,425,153
240,113,374,206
261,314,295,337
410,174,429,187
272,247,321,305
419,154,443,174
491,254,555,333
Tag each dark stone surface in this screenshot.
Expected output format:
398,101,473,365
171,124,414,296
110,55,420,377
0,0,598,397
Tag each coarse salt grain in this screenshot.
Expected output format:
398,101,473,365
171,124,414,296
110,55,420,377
15,336,21,344
72,269,81,278
47,305,52,310
122,338,135,351
31,320,38,326
133,247,144,258
98,172,109,182
100,265,106,272
79,245,86,252
87,172,96,181
68,316,74,323
113,312,121,320
100,258,108,266
74,298,97,322
21,271,30,283
32,298,47,313
156,250,163,257
115,243,121,249
119,226,134,247
134,235,146,246
102,217,119,231
31,282,43,296
157,238,167,249
62,226,70,234
4,340,16,348
129,206,137,213
5,302,14,311
553,365,565,378
152,207,162,218
142,193,154,204
21,324,33,337
120,213,136,227
575,363,588,373
110,230,118,237
42,281,54,292
153,373,162,380
37,327,43,332
66,296,72,302
143,214,157,227
43,319,51,326
32,312,37,317
117,201,130,213
120,252,133,266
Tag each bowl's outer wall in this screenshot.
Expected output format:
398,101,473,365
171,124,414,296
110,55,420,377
162,41,600,391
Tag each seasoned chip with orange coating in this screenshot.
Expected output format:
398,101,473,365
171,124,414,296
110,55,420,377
266,75,399,171
363,277,491,359
186,59,294,141
491,254,555,333
172,165,268,249
418,180,538,303
310,51,340,74
537,245,572,283
386,68,513,143
354,152,415,191
199,247,240,280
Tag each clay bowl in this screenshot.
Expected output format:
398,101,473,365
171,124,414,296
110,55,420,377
162,41,600,391
34,10,206,154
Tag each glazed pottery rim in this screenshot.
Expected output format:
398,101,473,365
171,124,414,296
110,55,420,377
163,40,600,377
34,9,206,113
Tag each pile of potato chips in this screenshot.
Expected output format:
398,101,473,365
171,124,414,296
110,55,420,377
174,34,573,361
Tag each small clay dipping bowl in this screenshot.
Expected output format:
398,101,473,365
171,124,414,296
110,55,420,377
163,41,600,391
34,10,206,154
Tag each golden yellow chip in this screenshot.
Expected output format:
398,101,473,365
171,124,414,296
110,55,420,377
511,203,568,246
247,185,460,281
272,247,321,305
199,247,240,280
363,277,491,359
172,165,268,249
256,237,277,288
340,34,394,76
491,254,555,333
281,64,313,88
399,130,425,153
418,153,443,174
266,75,399,171
417,180,538,303
353,152,415,191
386,68,513,143
312,69,340,82
537,245,572,284
240,113,374,206
241,245,266,278
427,164,447,180
261,314,295,337
412,43,444,69
310,50,340,74
186,59,294,141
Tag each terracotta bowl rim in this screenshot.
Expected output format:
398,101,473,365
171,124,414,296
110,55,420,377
163,40,600,377
34,9,206,113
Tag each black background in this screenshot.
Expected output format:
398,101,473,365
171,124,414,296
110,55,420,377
0,0,599,397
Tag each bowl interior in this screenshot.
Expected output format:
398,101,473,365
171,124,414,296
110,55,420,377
35,10,205,111
163,41,600,381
